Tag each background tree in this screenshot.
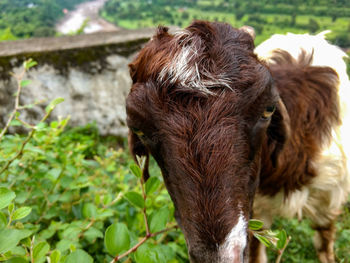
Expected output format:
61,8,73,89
307,18,320,33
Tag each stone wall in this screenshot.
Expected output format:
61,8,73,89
0,28,156,136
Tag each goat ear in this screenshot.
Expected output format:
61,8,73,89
267,99,291,167
128,130,150,181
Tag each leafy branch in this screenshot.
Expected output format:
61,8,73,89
111,225,178,263
0,59,64,175
0,59,37,141
248,219,291,262
107,156,178,263
0,60,182,262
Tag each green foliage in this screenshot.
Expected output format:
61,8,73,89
104,223,130,256
101,0,350,47
248,219,264,231
0,188,16,210
248,219,290,255
307,18,320,33
0,119,187,261
0,0,90,40
0,28,17,41
267,218,316,262
330,33,350,48
0,61,186,262
65,249,93,263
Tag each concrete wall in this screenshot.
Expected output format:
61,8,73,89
0,29,156,136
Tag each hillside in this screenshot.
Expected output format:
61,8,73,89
101,0,350,47
0,0,91,40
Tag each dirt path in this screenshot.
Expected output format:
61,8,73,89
56,0,119,35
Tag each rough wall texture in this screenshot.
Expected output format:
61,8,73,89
0,29,156,136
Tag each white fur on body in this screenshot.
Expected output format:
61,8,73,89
253,32,350,261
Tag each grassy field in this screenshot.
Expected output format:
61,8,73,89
101,0,350,46
101,10,350,45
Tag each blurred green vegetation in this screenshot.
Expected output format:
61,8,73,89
1,0,349,48
0,0,89,40
101,0,350,46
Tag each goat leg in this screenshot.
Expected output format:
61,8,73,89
313,223,336,263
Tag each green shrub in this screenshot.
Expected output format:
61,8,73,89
0,60,186,262
307,18,320,33
1,56,349,262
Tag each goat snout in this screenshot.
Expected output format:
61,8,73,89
189,246,244,263
188,248,218,263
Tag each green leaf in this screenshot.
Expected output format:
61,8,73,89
94,195,100,205
5,257,28,263
134,243,167,263
253,233,271,248
20,80,31,87
0,228,32,254
69,244,76,252
45,98,64,113
276,229,288,250
95,209,114,220
84,227,103,243
34,122,47,131
124,191,144,209
104,223,130,256
33,241,50,261
65,249,93,263
50,250,61,263
10,246,26,256
9,120,22,126
129,163,142,178
61,226,81,240
0,212,7,229
56,239,76,253
248,219,264,231
103,194,112,206
135,243,156,263
0,188,16,210
82,203,97,219
15,192,29,204
24,59,37,69
47,168,62,181
20,103,35,109
8,203,15,214
22,237,31,248
145,177,161,195
12,207,32,221
149,206,170,233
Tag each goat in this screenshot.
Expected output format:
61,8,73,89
126,21,350,263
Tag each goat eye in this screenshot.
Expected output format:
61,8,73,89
261,105,276,119
131,127,144,137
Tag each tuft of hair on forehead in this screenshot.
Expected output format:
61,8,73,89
130,20,259,95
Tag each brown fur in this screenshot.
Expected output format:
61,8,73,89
313,224,336,263
126,21,341,262
260,50,340,196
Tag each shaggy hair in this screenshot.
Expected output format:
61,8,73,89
126,21,350,263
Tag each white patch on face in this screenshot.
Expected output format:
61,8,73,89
219,212,247,263
158,29,232,94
